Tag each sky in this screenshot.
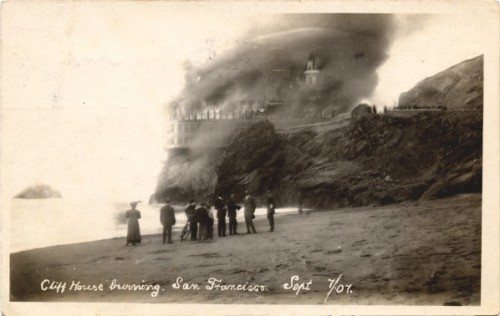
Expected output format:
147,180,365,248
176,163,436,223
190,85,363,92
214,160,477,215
371,14,489,106
1,2,492,202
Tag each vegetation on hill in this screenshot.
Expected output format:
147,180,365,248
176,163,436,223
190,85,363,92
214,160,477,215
214,111,481,208
399,55,483,109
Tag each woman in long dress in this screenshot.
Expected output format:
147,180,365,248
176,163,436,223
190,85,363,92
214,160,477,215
125,201,141,246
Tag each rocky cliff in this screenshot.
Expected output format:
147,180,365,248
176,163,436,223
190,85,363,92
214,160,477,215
399,55,483,109
152,148,223,203
154,57,482,208
214,111,481,208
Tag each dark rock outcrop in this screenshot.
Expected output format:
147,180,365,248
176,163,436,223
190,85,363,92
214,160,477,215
214,120,285,200
153,148,223,203
351,103,376,119
14,184,62,199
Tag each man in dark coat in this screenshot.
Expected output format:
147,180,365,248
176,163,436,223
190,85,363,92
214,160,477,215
207,205,214,239
160,198,176,244
227,194,240,235
215,196,227,237
184,200,198,241
195,202,210,242
244,190,257,234
266,190,276,232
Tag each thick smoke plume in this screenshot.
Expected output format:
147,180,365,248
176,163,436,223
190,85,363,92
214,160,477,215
170,14,396,116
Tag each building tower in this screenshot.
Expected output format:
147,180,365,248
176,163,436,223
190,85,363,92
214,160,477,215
304,52,321,87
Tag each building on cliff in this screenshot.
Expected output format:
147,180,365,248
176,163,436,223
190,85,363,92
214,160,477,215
165,52,337,149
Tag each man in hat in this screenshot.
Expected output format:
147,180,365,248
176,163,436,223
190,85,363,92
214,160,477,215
185,200,198,241
215,196,227,237
227,194,241,235
244,190,257,234
266,190,276,232
160,198,176,244
207,204,215,239
195,202,210,242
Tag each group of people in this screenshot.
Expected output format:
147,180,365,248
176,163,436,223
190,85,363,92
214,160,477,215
171,190,277,244
124,190,278,246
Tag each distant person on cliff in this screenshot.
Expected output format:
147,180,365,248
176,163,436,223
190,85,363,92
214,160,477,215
184,200,198,241
227,194,241,235
215,196,227,237
266,190,276,232
195,202,210,242
244,190,257,234
160,198,176,244
125,201,142,246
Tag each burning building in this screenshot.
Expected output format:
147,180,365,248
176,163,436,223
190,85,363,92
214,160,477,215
165,52,338,149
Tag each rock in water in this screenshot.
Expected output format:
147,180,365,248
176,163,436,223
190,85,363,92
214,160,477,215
14,184,62,199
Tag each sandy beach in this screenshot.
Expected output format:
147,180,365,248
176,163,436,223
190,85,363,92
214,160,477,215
10,194,481,305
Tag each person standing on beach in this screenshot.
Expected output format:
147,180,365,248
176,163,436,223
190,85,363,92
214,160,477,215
185,200,198,241
215,196,227,237
195,202,210,242
266,190,276,232
207,205,215,239
227,194,240,235
298,197,304,218
160,198,176,244
244,190,257,234
125,201,142,246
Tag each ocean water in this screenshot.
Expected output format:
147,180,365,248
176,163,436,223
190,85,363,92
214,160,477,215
10,199,300,253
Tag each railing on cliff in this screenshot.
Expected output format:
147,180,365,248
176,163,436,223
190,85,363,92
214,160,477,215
165,109,343,149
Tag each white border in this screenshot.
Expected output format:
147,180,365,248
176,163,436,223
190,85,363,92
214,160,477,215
1,1,498,315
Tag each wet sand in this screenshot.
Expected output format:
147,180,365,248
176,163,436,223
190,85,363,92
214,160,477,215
10,194,481,305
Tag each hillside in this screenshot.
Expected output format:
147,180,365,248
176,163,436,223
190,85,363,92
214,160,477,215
215,111,481,208
398,55,483,109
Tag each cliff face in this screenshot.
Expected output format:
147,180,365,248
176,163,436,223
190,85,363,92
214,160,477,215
214,121,286,200
155,57,482,208
399,55,483,109
214,112,481,208
153,148,223,203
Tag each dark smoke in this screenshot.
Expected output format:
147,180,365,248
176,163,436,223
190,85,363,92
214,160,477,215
170,14,396,116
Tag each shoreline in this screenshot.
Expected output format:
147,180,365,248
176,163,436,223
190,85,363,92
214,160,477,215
11,194,481,305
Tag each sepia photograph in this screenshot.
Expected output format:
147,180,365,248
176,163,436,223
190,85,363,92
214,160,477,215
1,1,499,315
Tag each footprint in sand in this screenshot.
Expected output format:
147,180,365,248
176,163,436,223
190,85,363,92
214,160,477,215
275,263,289,269
189,252,220,258
352,239,367,246
326,249,342,255
149,249,174,254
